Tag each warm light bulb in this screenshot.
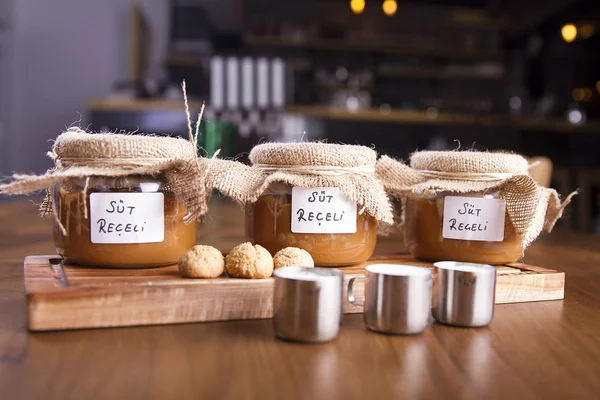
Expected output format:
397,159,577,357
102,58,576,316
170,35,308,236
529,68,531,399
382,0,397,16
350,0,365,14
596,81,600,94
572,88,585,102
561,24,577,43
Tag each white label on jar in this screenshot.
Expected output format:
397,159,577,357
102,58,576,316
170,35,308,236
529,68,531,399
291,187,357,234
89,193,164,244
442,196,506,242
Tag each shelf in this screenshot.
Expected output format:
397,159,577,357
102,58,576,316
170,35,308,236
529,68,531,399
286,105,600,133
313,84,375,92
376,65,504,81
286,105,503,127
244,35,504,61
87,101,600,134
88,99,203,112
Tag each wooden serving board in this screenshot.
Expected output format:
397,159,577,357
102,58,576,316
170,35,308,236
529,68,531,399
24,254,565,331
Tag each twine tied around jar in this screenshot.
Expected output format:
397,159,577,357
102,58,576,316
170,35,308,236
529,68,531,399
0,82,211,233
416,170,519,182
251,164,376,177
206,142,394,225
376,151,577,248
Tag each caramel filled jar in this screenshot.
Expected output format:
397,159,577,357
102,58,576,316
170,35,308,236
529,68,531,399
404,192,523,264
54,175,197,268
246,184,378,266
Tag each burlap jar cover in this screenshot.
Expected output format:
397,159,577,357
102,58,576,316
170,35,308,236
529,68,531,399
206,142,394,225
0,128,210,226
376,151,576,248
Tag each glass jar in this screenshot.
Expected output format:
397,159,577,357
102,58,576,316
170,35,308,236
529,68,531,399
404,191,523,264
246,184,378,266
53,175,197,268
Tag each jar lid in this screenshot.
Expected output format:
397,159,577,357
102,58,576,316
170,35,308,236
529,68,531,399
54,129,196,165
410,151,529,175
249,143,376,168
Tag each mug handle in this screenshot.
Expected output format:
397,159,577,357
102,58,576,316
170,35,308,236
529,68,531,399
347,276,365,307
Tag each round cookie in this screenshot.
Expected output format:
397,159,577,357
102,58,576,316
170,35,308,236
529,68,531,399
225,242,274,279
179,245,225,278
273,247,314,269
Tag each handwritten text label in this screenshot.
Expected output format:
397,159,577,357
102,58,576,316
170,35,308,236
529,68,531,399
89,193,164,244
442,196,506,242
291,187,357,234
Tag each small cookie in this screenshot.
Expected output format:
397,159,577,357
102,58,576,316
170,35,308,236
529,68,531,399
179,245,225,278
273,247,314,269
225,242,274,279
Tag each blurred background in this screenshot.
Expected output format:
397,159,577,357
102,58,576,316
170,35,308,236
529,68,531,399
1,0,599,232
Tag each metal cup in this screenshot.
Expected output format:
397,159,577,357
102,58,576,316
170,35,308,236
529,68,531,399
432,261,496,327
348,264,432,335
273,267,344,343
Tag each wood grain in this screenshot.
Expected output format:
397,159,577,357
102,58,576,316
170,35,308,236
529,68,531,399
2,198,600,399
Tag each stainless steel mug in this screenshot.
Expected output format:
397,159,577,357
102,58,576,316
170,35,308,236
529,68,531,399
347,264,432,335
432,261,496,327
273,267,344,343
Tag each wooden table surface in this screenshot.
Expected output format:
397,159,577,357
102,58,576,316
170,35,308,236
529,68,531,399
1,198,600,399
